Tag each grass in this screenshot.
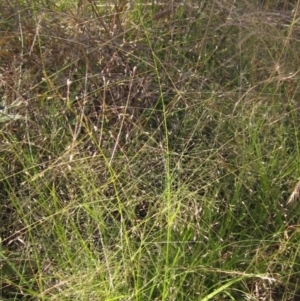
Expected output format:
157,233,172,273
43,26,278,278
1,0,300,300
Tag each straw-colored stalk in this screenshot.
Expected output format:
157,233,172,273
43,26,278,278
287,179,300,206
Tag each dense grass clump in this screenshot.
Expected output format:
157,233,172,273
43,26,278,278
1,0,300,300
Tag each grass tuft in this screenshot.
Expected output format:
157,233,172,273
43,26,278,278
1,0,300,300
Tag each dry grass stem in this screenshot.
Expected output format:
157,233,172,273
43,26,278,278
287,179,300,206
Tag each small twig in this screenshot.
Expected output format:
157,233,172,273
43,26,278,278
152,7,173,20
152,0,176,20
